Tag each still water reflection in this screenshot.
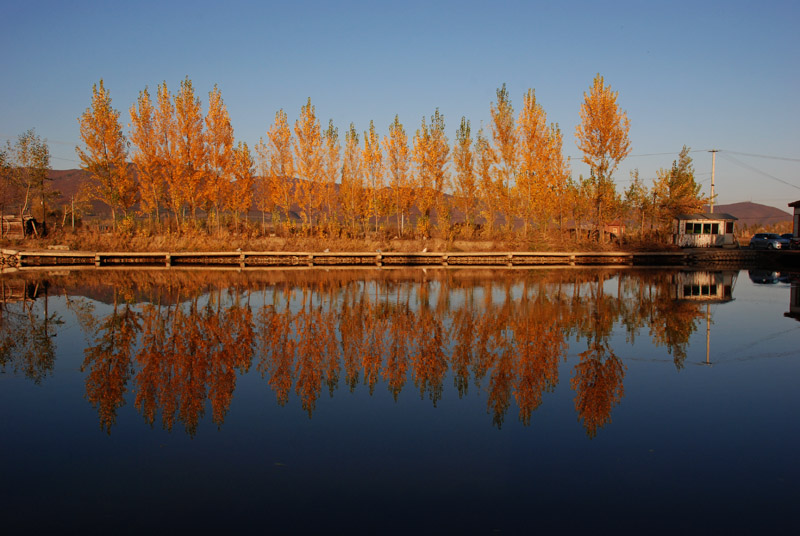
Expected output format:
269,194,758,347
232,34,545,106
1,268,798,532
2,269,723,436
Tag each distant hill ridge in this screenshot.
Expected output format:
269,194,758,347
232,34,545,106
707,202,792,226
47,169,795,226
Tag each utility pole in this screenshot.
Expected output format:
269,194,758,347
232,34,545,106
709,149,718,213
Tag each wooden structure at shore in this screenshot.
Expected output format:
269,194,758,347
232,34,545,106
1,249,685,269
1,248,795,270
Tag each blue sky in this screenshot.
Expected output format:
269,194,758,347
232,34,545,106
2,0,798,209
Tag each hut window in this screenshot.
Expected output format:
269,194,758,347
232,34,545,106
711,223,719,235
703,223,712,234
725,221,733,234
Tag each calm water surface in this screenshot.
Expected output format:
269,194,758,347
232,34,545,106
1,267,798,533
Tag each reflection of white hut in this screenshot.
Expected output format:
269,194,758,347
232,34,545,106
673,213,737,247
785,281,800,322
671,271,736,303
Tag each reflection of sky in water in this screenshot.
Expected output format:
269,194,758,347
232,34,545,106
0,268,798,533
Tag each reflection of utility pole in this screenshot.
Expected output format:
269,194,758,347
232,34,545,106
704,303,712,366
709,150,718,214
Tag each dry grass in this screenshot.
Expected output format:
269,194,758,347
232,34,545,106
2,226,672,253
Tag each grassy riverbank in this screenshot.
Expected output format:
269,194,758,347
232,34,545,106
1,228,677,253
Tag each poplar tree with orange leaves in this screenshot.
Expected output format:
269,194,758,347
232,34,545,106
321,120,341,232
384,115,411,235
428,110,450,233
515,89,569,233
340,124,364,235
475,129,498,235
154,82,183,229
77,80,136,231
204,85,234,233
490,84,517,233
129,87,165,227
229,141,254,230
173,77,206,224
293,98,323,230
453,117,478,231
362,120,383,234
575,74,631,237
545,124,570,232
253,137,275,233
259,109,295,228
412,116,434,235
515,88,552,235
412,110,449,236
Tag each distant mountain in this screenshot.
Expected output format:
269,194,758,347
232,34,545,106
707,202,792,227
49,169,109,216
48,169,795,228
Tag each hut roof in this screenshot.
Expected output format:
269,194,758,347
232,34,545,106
675,213,737,221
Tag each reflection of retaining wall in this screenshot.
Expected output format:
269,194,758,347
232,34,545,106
685,249,800,268
2,248,796,270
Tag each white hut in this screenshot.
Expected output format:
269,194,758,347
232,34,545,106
673,213,737,247
789,200,800,239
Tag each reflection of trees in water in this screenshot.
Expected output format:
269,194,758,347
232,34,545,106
129,288,254,435
5,269,709,436
513,289,566,426
0,282,61,384
82,290,140,433
384,298,412,401
571,342,625,439
568,273,626,437
258,289,295,408
648,300,704,370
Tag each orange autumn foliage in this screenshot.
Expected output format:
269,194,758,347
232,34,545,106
77,80,136,229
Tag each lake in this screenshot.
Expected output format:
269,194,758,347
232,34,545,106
1,267,798,533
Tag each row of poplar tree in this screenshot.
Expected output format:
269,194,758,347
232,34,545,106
3,74,706,239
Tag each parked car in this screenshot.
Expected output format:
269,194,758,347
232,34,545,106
749,233,785,249
780,233,799,249
749,270,781,284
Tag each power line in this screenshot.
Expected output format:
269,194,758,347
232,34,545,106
723,150,800,163
630,149,710,157
568,150,707,160
718,153,800,191
0,133,77,146
627,151,684,157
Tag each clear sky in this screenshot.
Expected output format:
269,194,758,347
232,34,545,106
2,0,798,210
